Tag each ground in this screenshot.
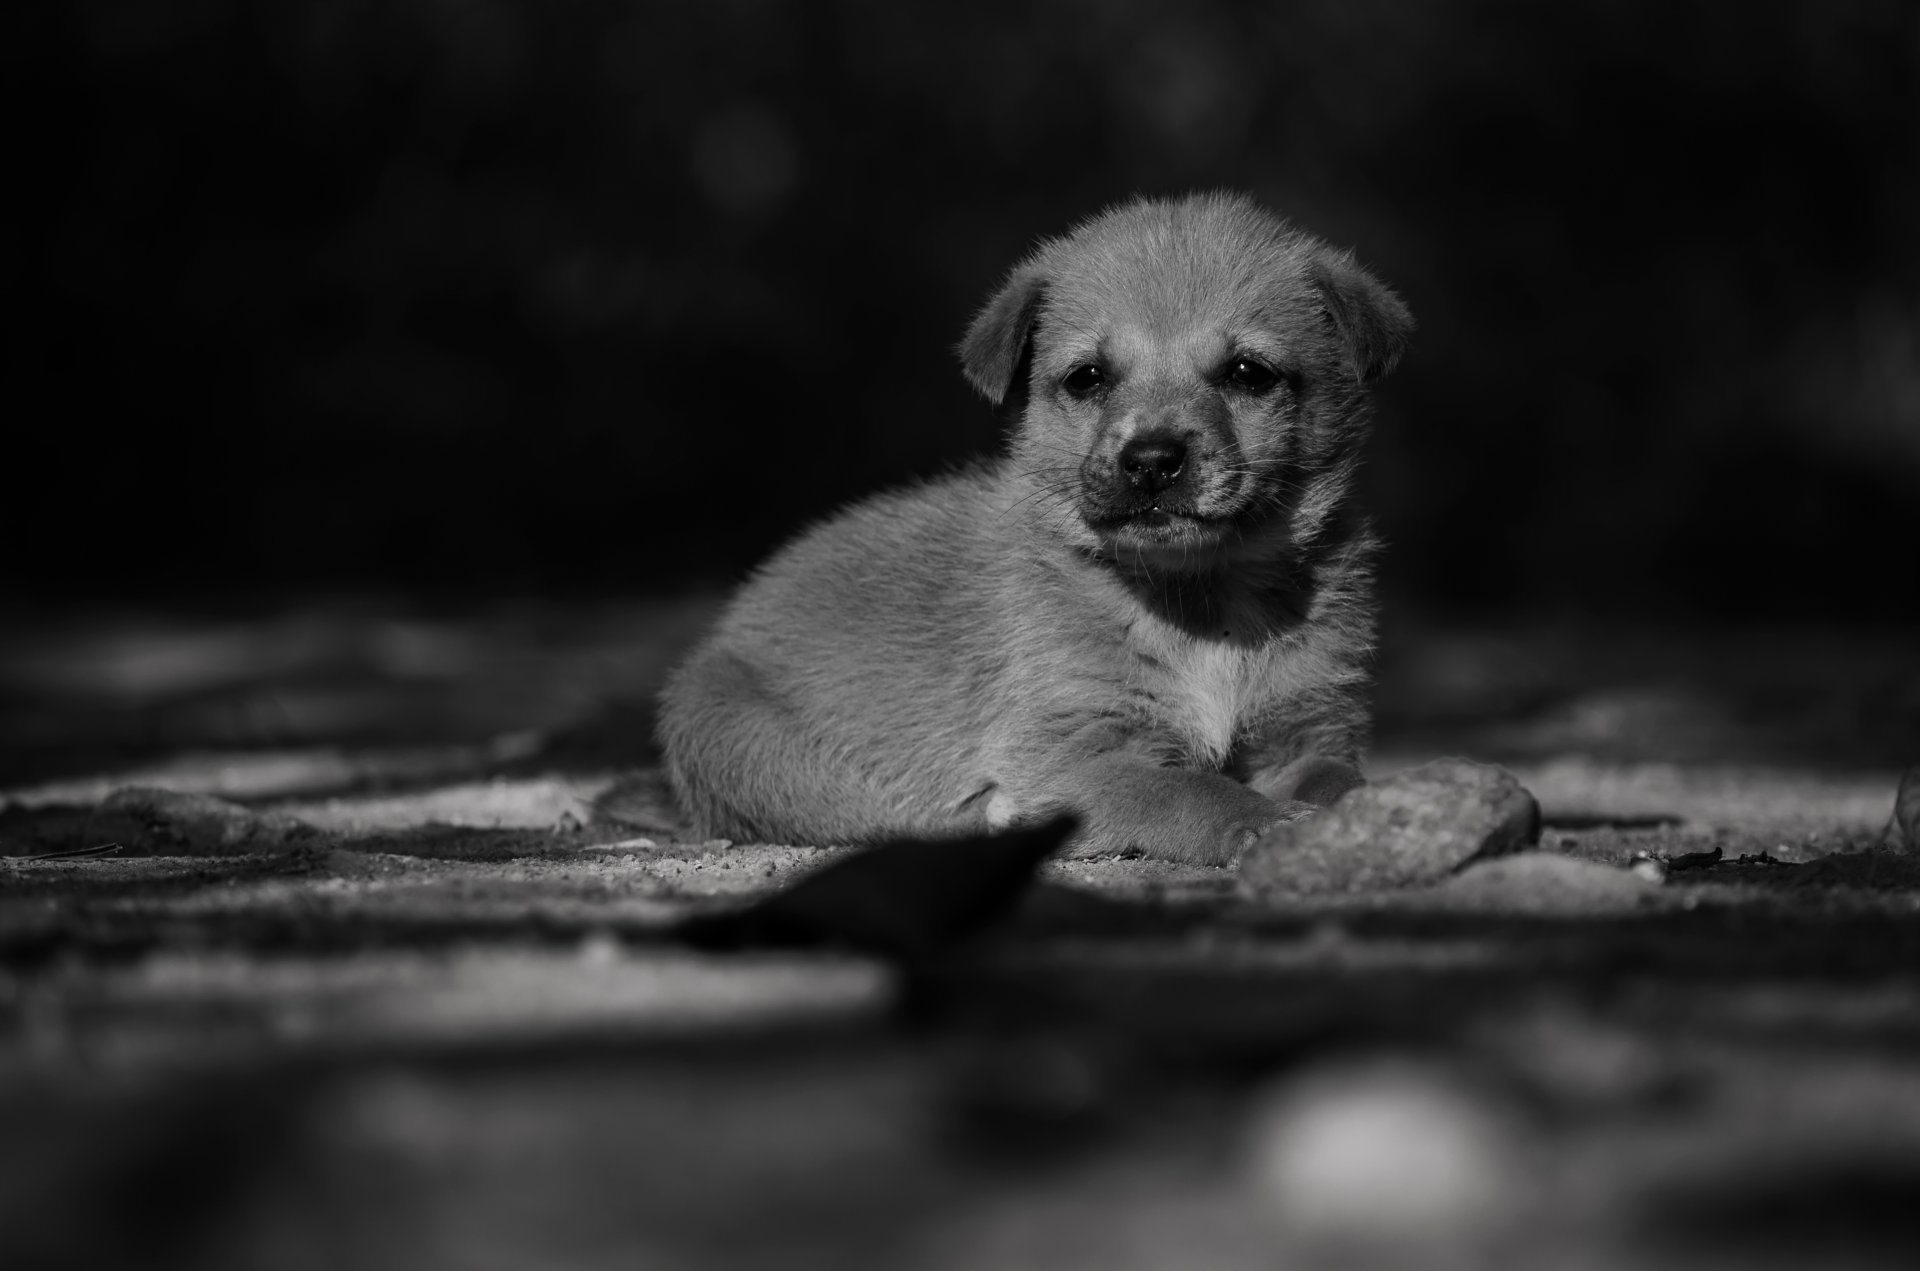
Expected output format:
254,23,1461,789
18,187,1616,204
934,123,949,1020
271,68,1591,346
1,601,1916,1270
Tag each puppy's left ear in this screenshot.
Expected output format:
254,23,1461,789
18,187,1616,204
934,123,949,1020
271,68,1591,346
958,265,1047,406
1311,249,1414,384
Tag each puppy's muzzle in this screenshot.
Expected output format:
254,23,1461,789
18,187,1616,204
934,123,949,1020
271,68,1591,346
1119,432,1187,495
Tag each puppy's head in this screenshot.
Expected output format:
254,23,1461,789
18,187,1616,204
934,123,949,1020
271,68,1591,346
960,193,1411,571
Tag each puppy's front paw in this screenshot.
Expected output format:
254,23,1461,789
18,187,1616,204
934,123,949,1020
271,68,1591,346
1253,756,1365,808
1270,798,1324,825
1219,799,1324,865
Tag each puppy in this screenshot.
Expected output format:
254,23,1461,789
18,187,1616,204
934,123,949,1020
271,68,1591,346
659,193,1411,864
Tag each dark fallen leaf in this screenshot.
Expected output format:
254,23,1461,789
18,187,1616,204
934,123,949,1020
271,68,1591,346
590,769,689,837
676,816,1078,960
1662,846,1724,873
1889,765,1919,851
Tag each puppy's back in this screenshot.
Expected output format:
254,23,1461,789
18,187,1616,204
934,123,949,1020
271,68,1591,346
659,465,1008,842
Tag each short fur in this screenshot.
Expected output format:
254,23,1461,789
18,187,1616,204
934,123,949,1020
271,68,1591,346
659,193,1412,864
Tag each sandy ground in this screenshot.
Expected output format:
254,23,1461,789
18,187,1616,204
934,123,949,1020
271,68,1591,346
2,602,1917,1270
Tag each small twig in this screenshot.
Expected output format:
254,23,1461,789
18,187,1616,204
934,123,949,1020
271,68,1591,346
21,841,125,862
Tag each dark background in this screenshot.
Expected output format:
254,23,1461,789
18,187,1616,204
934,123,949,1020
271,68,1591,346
10,0,1919,620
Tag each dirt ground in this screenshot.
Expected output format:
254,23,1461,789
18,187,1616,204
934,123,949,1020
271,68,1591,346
2,601,1917,1270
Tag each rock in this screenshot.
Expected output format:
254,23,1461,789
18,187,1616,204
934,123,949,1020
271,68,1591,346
1241,759,1541,896
1437,852,1660,914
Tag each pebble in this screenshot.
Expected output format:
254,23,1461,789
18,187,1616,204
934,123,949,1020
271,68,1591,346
1439,852,1661,914
1241,759,1541,896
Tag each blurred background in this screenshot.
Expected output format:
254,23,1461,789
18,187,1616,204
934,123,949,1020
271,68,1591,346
3,0,1917,790
9,0,1917,618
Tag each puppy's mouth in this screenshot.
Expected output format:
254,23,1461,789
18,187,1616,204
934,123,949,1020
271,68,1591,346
1074,454,1252,554
1083,505,1229,545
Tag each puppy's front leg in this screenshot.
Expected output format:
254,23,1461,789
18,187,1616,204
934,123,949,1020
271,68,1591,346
1238,686,1370,811
996,753,1285,866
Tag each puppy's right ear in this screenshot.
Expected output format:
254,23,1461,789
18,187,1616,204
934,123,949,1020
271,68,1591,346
958,266,1046,406
1310,249,1414,385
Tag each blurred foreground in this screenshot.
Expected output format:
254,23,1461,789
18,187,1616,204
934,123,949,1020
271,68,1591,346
2,600,1918,1270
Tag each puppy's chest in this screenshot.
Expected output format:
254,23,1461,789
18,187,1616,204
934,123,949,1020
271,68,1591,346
1129,628,1323,767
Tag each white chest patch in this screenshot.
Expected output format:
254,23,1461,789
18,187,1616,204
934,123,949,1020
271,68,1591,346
1133,622,1335,768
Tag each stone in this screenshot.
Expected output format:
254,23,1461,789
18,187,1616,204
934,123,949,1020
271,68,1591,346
1437,852,1662,914
1240,759,1540,896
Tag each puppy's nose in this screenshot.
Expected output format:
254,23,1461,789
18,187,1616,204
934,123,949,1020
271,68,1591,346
1119,433,1188,493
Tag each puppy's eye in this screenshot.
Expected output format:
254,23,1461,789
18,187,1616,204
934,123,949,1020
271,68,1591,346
1062,364,1106,397
1226,359,1279,391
